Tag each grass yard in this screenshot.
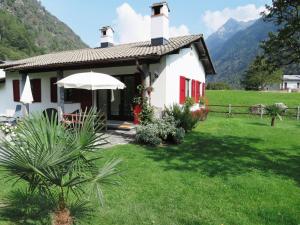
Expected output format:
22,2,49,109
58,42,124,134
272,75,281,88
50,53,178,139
0,90,299,225
207,90,300,107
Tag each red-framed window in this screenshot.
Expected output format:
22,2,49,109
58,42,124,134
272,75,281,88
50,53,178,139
50,77,57,103
12,80,20,102
30,79,41,102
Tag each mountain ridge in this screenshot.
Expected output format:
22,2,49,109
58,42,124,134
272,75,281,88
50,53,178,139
206,18,255,52
0,0,87,60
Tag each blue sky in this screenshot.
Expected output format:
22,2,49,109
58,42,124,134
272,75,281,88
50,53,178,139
40,0,272,47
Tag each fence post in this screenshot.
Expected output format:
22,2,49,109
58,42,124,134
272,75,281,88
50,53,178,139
260,104,263,119
297,106,300,120
228,104,232,115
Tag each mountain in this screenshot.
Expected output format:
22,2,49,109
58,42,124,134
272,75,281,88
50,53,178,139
0,0,87,60
206,18,255,51
206,18,278,87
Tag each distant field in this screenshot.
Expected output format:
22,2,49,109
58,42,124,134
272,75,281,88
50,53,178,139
207,90,300,107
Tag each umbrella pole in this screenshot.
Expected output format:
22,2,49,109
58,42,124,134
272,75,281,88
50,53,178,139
92,90,97,110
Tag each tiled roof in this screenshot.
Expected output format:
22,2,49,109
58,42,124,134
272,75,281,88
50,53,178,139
0,35,215,74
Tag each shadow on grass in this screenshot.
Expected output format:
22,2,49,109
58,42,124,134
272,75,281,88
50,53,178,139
0,189,94,225
247,121,269,127
145,132,300,184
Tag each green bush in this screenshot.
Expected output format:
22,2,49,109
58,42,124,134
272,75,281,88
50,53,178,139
166,98,199,132
206,82,231,90
139,101,154,125
172,127,185,144
155,114,177,141
135,124,161,146
135,114,185,146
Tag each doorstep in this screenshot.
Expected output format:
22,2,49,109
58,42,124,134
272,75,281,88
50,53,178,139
107,120,136,131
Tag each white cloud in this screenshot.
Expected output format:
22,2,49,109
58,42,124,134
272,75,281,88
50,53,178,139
115,3,189,44
202,4,266,33
170,25,190,37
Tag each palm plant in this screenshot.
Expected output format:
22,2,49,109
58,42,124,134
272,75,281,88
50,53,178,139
265,104,285,127
0,109,121,225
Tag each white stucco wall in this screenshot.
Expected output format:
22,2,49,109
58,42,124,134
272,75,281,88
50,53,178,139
0,71,80,116
282,80,300,90
164,44,206,107
0,72,19,116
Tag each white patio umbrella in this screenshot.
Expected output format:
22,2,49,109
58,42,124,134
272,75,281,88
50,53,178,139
20,76,33,115
56,71,126,108
56,71,126,90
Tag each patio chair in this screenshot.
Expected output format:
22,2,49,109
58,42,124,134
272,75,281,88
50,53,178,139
42,108,58,122
0,105,22,124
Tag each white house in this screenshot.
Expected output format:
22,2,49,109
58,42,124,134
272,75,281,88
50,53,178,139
280,75,300,91
0,2,215,121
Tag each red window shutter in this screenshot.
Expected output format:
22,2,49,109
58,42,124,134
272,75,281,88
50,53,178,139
179,76,186,104
191,80,195,100
13,80,20,102
195,81,200,102
31,79,41,102
50,77,57,103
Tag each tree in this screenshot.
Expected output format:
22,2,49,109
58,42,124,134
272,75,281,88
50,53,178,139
265,104,285,126
242,56,283,90
0,111,121,225
261,0,300,66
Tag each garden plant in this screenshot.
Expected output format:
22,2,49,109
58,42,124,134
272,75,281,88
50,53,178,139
0,110,121,225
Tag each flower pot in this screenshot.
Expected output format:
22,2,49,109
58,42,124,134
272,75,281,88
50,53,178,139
133,105,142,125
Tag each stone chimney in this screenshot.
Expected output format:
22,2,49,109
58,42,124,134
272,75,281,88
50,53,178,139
100,26,114,48
151,2,170,46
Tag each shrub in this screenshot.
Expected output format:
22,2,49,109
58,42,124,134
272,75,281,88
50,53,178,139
0,123,17,136
206,82,231,90
133,84,154,125
166,98,199,132
155,114,177,141
0,110,121,225
249,104,266,115
139,101,154,125
172,127,185,144
191,108,209,121
135,114,185,146
135,123,161,146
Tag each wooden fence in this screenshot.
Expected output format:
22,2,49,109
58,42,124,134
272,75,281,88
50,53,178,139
209,104,300,120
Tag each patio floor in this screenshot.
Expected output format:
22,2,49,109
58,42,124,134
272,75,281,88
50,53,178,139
102,129,136,148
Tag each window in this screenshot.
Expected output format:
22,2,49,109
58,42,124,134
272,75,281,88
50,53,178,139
30,79,41,102
12,80,20,102
50,77,57,103
284,82,287,89
297,83,300,89
185,79,190,98
102,30,106,36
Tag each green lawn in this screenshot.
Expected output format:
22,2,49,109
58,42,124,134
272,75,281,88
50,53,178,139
207,90,300,107
0,91,299,225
